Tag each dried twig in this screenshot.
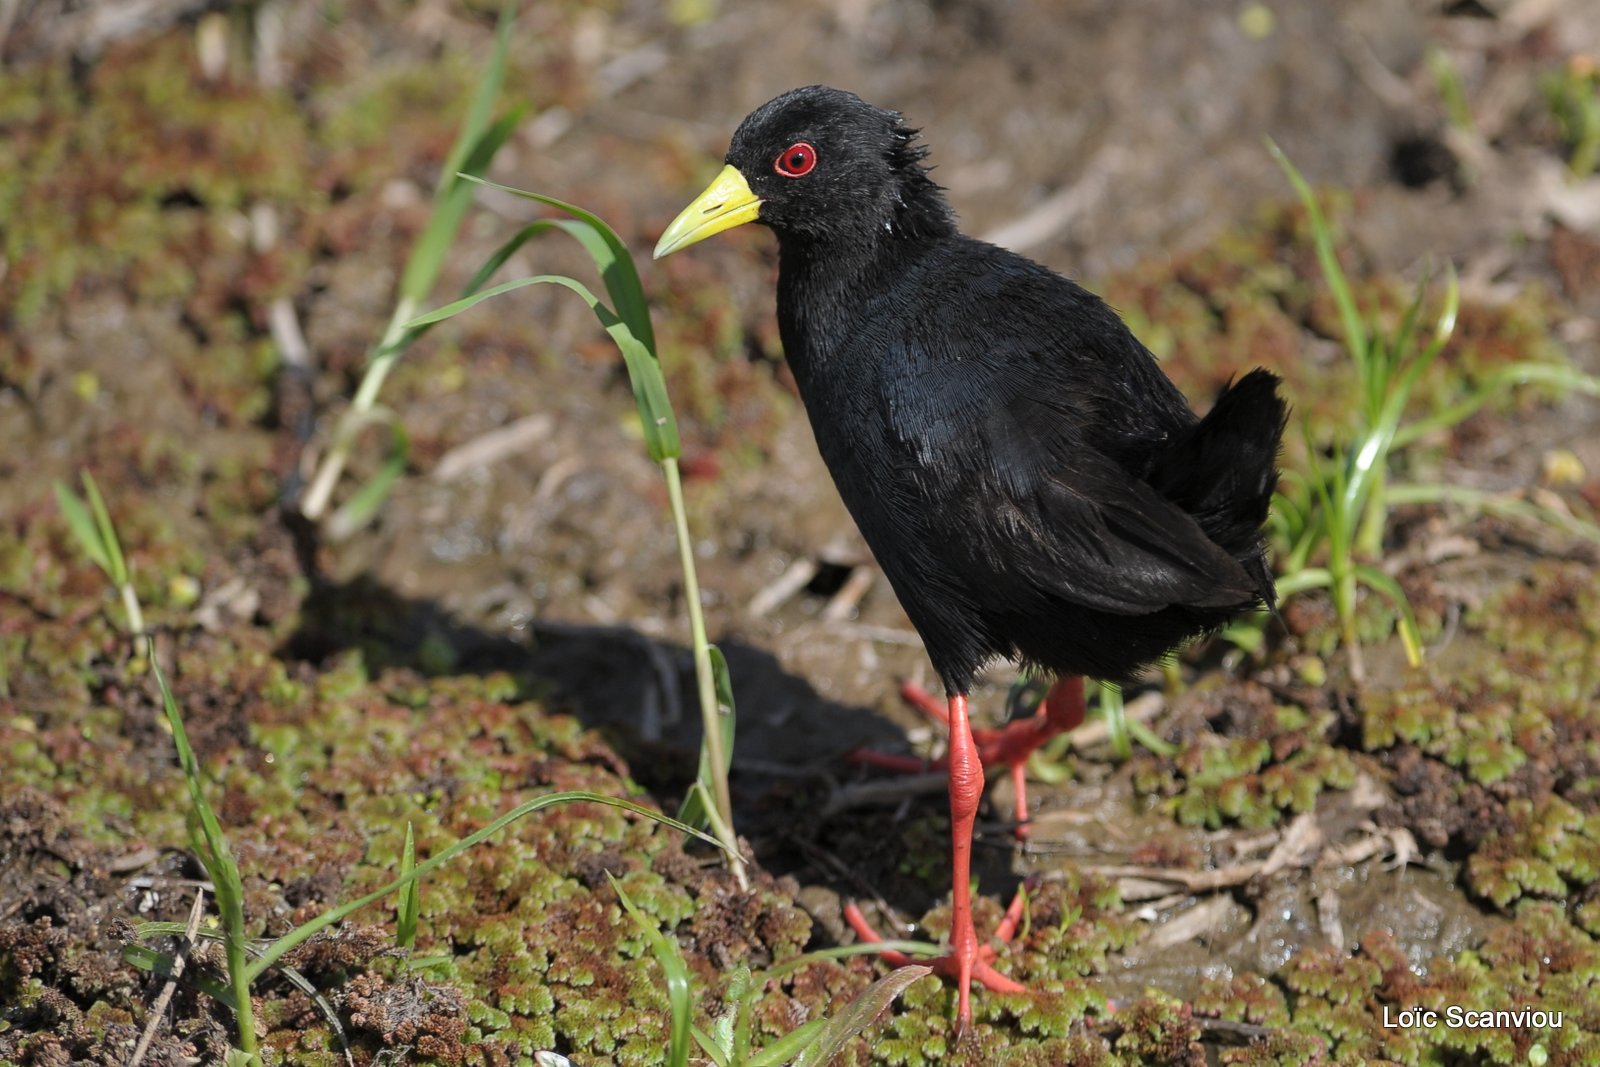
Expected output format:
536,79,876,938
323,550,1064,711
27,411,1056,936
128,886,206,1067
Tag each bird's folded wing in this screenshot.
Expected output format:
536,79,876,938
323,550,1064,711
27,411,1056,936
934,452,1260,618
892,373,1259,617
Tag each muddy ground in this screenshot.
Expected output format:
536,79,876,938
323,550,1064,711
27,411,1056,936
3,0,1600,1064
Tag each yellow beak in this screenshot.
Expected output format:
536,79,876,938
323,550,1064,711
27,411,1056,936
653,164,762,259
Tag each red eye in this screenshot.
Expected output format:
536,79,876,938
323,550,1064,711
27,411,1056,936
774,142,817,178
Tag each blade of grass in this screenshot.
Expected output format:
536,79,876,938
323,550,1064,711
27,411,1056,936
459,175,657,353
54,480,111,574
1386,482,1600,543
80,471,128,585
1267,139,1369,375
152,649,256,1056
1351,564,1424,667
1392,361,1600,449
327,416,410,541
611,875,693,1067
398,5,518,304
300,4,520,522
396,821,419,951
407,275,681,462
122,943,236,1008
677,644,735,829
744,1021,829,1067
1097,681,1130,761
790,965,933,1067
692,1024,734,1067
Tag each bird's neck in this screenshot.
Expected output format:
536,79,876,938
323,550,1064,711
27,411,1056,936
776,223,945,371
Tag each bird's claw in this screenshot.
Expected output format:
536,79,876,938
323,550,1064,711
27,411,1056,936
842,894,1029,1032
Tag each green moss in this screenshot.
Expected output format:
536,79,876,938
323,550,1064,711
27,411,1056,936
1136,687,1358,830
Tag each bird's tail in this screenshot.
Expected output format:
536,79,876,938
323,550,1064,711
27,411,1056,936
1147,369,1287,598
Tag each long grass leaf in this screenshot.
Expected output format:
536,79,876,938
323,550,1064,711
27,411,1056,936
327,417,411,541
679,645,737,828
691,1023,732,1067
1267,139,1369,376
396,822,419,951
80,472,128,585
1392,361,1599,449
1352,564,1424,667
405,275,681,461
1386,483,1600,543
1274,567,1333,598
54,481,112,575
153,653,243,914
401,106,526,304
399,4,517,302
745,1020,829,1067
611,875,693,1067
456,175,657,353
122,944,238,1007
791,965,933,1067
759,940,942,985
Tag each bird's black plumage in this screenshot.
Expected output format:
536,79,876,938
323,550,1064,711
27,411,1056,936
655,84,1288,1028
693,85,1285,693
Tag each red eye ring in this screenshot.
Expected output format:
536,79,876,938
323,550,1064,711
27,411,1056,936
774,142,817,178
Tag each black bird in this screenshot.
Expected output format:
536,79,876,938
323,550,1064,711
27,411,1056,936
654,85,1285,1029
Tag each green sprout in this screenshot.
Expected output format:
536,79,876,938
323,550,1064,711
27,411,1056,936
53,471,144,638
1267,142,1600,682
1426,46,1474,133
1544,57,1600,179
395,821,419,951
405,180,746,887
299,2,523,537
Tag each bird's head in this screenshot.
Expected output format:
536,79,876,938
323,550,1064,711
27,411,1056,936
654,85,952,259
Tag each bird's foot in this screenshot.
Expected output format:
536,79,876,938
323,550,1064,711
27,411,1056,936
848,679,1088,837
843,891,1029,1034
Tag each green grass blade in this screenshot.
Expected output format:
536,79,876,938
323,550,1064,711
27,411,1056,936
244,791,724,984
759,940,942,985
406,274,681,461
1392,360,1599,449
1268,139,1369,376
678,644,736,828
1427,46,1474,130
1352,563,1424,667
79,471,128,585
1098,680,1130,761
691,1023,732,1067
153,652,243,915
1274,567,1333,599
745,1020,829,1067
458,219,583,298
54,480,112,575
1386,482,1600,543
400,106,526,305
790,965,933,1067
458,175,656,353
396,821,419,951
327,416,410,541
398,3,518,303
723,963,753,1065
153,649,256,1052
1128,717,1178,757
610,875,693,1067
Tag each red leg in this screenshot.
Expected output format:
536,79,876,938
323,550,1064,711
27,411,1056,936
845,692,1029,1033
873,677,1088,837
